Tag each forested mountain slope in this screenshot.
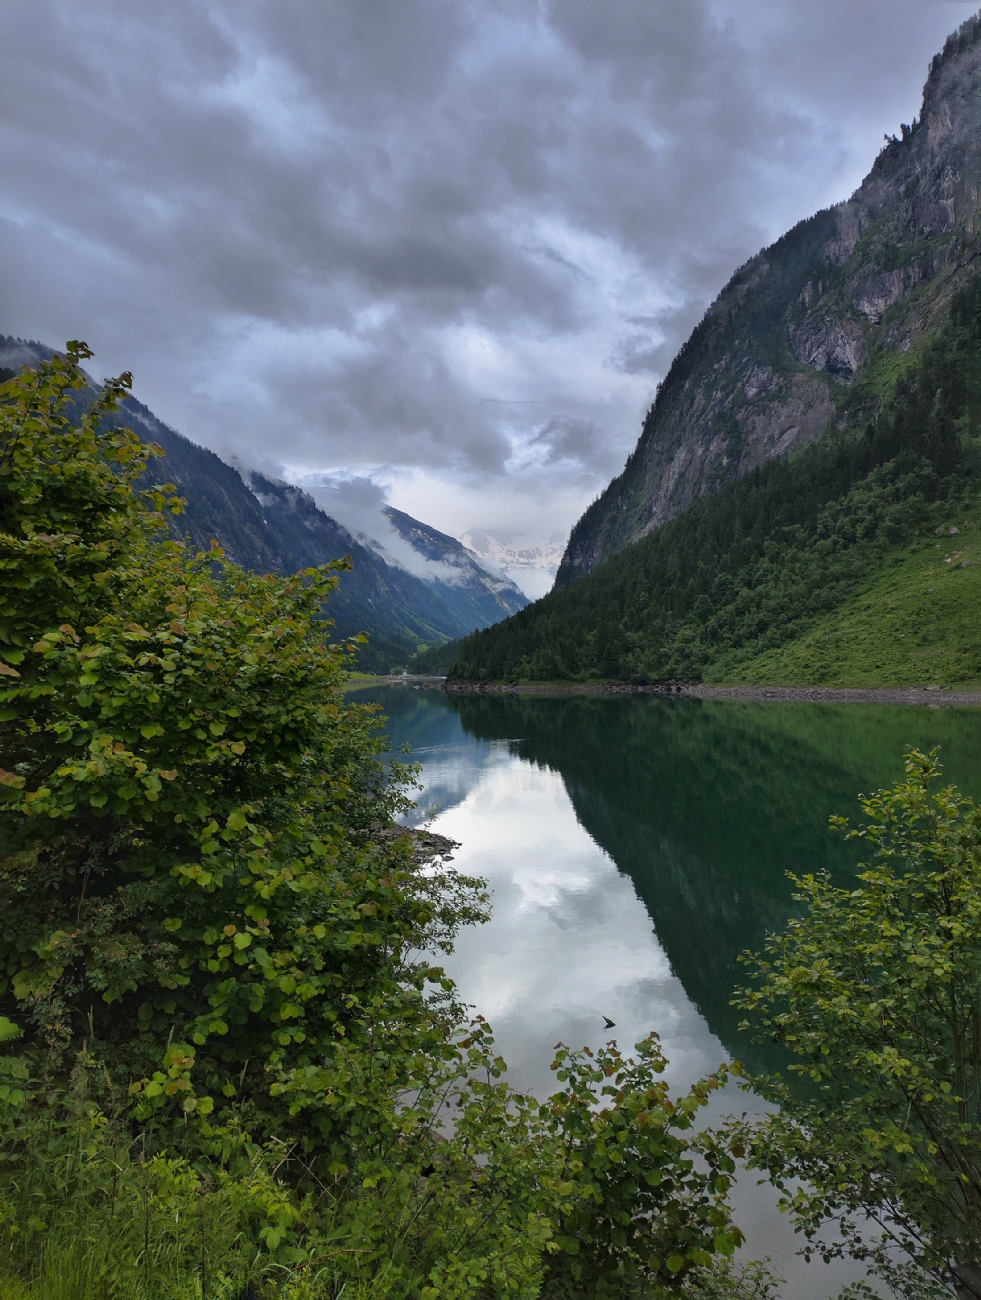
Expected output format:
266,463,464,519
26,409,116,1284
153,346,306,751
728,520,980,688
448,269,981,687
557,13,981,588
0,338,526,672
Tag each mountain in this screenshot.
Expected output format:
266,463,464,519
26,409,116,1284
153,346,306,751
0,338,527,673
446,14,981,688
459,529,564,600
379,508,528,628
557,13,981,588
727,518,980,688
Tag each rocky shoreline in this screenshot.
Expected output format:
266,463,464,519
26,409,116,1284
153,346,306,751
441,680,981,706
360,675,981,706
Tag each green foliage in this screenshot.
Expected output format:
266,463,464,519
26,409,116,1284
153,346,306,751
407,640,460,675
0,1031,742,1299
0,342,172,661
836,1257,952,1300
534,1038,740,1297
0,1095,311,1299
448,273,981,686
679,1258,782,1300
735,749,981,1298
0,344,479,1157
0,346,745,1297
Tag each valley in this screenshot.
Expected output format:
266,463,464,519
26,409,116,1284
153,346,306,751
9,9,981,1300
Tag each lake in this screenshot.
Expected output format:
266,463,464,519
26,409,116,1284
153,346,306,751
352,685,981,1297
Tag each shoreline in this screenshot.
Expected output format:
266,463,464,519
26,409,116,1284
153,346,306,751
347,675,981,706
440,680,981,706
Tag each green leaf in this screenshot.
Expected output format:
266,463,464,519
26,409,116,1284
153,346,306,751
0,1017,23,1043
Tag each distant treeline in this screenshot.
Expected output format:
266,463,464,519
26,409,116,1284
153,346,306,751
447,276,981,684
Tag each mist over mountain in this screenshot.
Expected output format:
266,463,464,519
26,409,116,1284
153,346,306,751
459,530,564,602
0,338,527,672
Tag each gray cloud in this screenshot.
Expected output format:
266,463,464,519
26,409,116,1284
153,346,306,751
0,0,977,563
530,416,605,470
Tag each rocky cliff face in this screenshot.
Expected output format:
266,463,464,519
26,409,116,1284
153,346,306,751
557,13,981,587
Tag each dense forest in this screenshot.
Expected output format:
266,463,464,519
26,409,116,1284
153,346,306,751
446,274,981,685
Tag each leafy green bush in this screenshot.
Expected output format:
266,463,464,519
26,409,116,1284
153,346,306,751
0,343,480,1158
0,346,745,1298
0,1029,742,1299
736,749,981,1298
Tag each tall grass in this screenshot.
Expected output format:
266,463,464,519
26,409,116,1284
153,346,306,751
0,1101,322,1300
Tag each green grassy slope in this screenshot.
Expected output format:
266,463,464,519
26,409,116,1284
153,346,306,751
725,515,981,689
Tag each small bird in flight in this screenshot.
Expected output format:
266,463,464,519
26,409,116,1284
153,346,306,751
603,1016,616,1029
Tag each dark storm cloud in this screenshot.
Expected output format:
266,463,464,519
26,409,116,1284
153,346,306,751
0,0,977,550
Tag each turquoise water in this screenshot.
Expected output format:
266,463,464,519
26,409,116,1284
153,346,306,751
354,686,981,1296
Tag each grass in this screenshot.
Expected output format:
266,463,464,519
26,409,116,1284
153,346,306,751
725,517,981,690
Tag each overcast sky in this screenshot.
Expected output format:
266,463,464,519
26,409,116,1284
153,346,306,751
1,0,977,592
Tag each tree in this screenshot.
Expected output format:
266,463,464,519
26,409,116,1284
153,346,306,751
736,749,981,1298
0,343,483,1157
0,345,747,1297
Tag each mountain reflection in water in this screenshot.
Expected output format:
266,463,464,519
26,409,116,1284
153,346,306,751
354,685,981,1297
378,689,981,1063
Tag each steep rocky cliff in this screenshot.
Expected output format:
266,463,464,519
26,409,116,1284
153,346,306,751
557,13,981,587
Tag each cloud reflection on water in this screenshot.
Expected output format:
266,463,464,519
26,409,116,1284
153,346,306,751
382,690,872,1298
429,753,722,1100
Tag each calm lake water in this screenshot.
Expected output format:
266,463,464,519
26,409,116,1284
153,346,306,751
352,686,981,1298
